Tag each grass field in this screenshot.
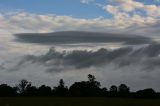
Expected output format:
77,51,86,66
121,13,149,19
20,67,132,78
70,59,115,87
0,97,160,106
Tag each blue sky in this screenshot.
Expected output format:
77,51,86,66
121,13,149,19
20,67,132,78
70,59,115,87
0,0,109,18
0,0,159,19
0,0,160,34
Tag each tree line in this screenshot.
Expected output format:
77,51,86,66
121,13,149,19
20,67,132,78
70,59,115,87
0,74,159,98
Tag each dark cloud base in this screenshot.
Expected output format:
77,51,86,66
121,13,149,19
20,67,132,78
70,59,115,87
14,31,153,45
11,43,160,73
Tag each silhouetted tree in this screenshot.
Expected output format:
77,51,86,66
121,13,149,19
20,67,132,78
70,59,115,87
69,81,90,96
100,87,108,96
0,74,159,98
118,84,130,97
26,85,38,96
110,85,118,92
109,85,118,97
69,74,101,96
88,74,95,82
38,85,52,96
135,88,157,98
59,79,65,87
88,74,101,88
16,79,31,95
0,84,17,96
54,79,68,96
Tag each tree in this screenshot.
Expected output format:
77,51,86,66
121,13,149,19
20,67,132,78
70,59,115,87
88,74,96,82
0,84,17,96
69,74,101,96
88,74,100,88
110,85,118,92
109,85,118,97
54,79,68,96
38,85,52,96
118,84,130,97
118,84,130,93
16,79,31,95
26,85,38,96
59,79,65,88
135,88,157,98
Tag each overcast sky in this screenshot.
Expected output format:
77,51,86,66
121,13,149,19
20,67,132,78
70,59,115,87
0,0,160,91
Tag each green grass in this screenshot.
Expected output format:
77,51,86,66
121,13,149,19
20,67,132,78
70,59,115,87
0,97,160,106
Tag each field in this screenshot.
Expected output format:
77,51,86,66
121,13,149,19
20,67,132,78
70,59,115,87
0,97,160,106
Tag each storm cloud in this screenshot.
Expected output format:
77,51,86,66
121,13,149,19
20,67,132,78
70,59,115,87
14,31,154,45
10,43,160,73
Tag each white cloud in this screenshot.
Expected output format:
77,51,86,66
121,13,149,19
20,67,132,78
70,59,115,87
0,11,158,36
80,0,94,4
0,10,159,62
102,0,160,19
0,0,160,90
0,9,160,90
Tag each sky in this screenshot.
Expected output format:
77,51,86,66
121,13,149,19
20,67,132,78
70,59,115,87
0,0,160,91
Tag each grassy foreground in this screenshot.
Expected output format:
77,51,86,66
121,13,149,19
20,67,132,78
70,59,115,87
0,97,160,106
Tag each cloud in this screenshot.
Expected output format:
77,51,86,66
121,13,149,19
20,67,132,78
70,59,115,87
9,43,160,73
80,0,94,4
0,63,5,70
102,0,160,22
14,31,153,45
0,1,160,91
2,44,160,91
154,0,160,3
0,11,159,37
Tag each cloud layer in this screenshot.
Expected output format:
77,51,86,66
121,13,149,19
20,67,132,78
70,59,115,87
4,43,160,91
10,43,160,73
0,11,159,37
14,31,153,45
0,0,160,91
103,0,160,18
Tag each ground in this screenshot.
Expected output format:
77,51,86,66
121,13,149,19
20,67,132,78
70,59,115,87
0,97,160,106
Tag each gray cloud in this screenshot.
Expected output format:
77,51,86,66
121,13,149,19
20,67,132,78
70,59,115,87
0,63,5,70
9,43,160,72
14,31,154,45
